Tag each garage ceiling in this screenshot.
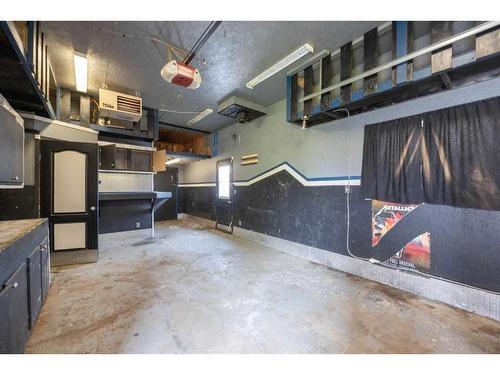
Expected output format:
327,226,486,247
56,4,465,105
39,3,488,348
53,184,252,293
42,21,383,132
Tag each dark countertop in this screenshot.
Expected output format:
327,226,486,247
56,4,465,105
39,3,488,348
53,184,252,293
99,191,172,201
0,218,48,253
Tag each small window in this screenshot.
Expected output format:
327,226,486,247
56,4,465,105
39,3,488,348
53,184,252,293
218,164,231,199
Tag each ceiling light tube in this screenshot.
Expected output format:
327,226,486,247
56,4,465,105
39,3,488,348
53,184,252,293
74,52,88,93
246,43,313,89
187,108,213,126
166,158,180,165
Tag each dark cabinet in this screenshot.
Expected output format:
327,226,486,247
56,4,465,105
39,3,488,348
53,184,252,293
0,219,50,353
41,240,50,302
0,263,30,354
28,248,43,329
128,150,152,171
115,148,128,170
0,103,24,187
100,144,116,169
99,144,152,172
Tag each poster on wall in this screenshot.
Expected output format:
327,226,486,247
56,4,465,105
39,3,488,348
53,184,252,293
372,200,431,273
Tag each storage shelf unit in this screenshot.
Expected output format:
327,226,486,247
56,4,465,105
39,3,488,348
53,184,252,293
287,21,500,127
99,144,153,172
90,107,159,141
0,21,56,119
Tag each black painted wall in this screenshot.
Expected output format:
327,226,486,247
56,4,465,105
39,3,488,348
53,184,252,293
0,186,37,220
154,169,178,221
179,170,500,293
179,186,216,221
99,200,152,234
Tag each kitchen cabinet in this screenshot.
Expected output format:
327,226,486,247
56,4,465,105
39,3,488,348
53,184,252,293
100,144,116,169
0,98,24,187
153,149,166,172
0,219,50,353
99,144,152,172
128,149,152,171
0,263,30,353
28,248,42,329
41,239,50,302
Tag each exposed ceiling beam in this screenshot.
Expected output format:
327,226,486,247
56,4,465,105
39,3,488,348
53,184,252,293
159,121,211,134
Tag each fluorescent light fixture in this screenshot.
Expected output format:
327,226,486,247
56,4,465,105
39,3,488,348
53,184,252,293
246,43,313,89
73,52,88,93
165,158,180,165
187,108,213,126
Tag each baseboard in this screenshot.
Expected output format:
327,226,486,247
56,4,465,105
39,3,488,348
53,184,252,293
179,213,216,228
51,249,98,267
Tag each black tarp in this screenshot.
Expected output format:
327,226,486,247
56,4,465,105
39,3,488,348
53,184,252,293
361,114,423,204
361,96,500,210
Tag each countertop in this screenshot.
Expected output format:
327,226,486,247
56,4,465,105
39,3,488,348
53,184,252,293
0,218,47,253
99,191,172,201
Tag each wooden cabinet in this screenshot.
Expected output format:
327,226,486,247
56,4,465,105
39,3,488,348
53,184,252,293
0,263,30,353
0,100,24,187
153,149,166,172
0,219,49,353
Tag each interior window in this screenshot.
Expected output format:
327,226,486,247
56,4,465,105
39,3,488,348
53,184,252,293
218,164,231,199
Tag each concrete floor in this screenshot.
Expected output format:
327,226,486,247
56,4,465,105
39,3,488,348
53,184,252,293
26,220,500,354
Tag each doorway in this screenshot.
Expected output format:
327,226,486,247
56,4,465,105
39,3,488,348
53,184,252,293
216,158,233,233
154,168,178,221
40,140,98,266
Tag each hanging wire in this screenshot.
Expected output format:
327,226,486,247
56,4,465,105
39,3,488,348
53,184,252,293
97,26,204,64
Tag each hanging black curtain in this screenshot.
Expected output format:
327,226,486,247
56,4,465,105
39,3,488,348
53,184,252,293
423,97,500,210
361,96,500,210
361,114,424,204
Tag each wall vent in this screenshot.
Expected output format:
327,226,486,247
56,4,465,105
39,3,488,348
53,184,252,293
217,96,266,124
99,88,142,122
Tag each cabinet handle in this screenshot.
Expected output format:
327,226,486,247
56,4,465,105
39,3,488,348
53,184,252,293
11,176,19,181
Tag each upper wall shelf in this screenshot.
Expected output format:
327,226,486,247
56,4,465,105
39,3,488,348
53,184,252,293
0,21,56,119
287,21,500,127
90,107,159,142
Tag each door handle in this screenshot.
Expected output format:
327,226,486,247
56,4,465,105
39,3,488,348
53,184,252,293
90,206,96,211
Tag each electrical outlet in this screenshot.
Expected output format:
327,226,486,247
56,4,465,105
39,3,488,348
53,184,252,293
135,222,141,229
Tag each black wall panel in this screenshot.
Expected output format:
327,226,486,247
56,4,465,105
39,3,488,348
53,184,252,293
99,200,152,234
180,186,216,221
180,170,500,293
0,185,36,220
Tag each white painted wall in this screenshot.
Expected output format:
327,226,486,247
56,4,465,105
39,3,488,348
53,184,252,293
181,77,500,184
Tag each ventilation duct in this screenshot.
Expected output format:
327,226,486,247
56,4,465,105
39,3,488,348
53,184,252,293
217,96,266,124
